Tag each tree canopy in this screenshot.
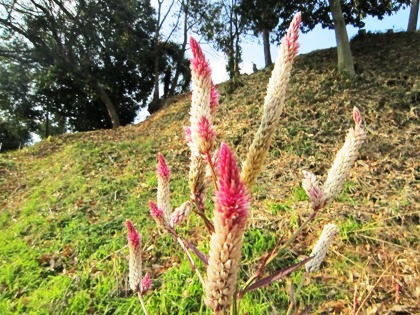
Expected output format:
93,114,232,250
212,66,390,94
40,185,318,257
0,0,157,134
0,0,412,150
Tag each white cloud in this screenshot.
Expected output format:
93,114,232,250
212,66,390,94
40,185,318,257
240,61,254,75
209,58,257,84
209,57,229,84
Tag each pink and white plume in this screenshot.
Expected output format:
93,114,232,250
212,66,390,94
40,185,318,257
170,201,192,228
205,142,250,312
215,143,249,227
126,220,143,292
323,107,366,203
140,273,152,295
157,153,172,225
241,12,301,190
187,37,219,212
149,201,165,227
306,224,339,272
302,170,325,210
189,36,218,156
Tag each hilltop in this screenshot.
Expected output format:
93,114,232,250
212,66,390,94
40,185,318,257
0,32,419,314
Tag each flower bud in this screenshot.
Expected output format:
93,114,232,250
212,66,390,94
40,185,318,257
306,224,339,272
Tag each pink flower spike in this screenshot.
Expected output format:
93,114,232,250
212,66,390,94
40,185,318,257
149,201,163,220
126,219,143,292
323,109,366,203
189,36,204,60
157,154,172,224
205,143,250,311
189,37,211,80
157,153,170,180
353,107,362,129
140,273,152,295
126,220,141,250
284,12,301,56
197,116,216,154
216,142,249,224
302,170,325,210
170,201,192,228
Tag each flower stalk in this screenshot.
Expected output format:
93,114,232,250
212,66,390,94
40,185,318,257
323,107,367,203
126,220,152,315
126,220,143,293
241,12,301,191
157,153,171,226
205,143,250,313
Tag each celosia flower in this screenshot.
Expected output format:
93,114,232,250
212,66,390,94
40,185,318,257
190,37,211,80
157,153,170,180
149,201,165,227
197,116,216,154
215,143,249,225
189,36,217,156
323,107,366,203
302,170,325,210
157,153,171,224
140,273,152,295
205,142,250,312
126,220,142,292
306,224,339,272
241,12,301,190
170,201,192,228
187,37,220,209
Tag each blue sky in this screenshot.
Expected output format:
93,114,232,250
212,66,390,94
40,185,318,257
202,7,415,83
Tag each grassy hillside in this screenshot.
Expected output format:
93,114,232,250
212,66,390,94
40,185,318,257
1,32,419,314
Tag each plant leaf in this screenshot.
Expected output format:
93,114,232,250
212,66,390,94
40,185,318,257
239,257,312,296
185,239,208,265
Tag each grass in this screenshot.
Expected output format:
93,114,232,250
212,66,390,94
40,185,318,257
0,32,419,314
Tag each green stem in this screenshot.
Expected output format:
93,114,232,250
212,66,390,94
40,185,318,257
191,199,214,233
175,236,205,287
206,151,219,191
269,211,318,265
231,289,238,315
168,227,206,287
286,272,308,315
137,292,149,315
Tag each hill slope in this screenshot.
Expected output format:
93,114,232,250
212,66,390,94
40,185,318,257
0,32,419,314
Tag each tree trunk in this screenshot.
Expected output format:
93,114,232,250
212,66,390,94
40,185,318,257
262,28,272,67
169,0,188,96
45,110,49,138
227,6,235,79
149,0,163,114
233,4,241,77
328,0,355,77
234,26,241,76
94,82,121,128
149,45,161,113
407,0,419,32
